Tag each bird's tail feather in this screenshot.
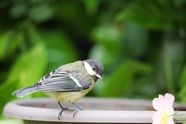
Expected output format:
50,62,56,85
12,86,37,98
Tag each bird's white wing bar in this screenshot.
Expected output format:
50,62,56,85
69,74,82,87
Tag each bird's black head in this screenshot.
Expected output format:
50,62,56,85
83,59,104,81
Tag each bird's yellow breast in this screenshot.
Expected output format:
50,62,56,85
45,82,95,103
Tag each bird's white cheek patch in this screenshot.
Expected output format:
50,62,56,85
83,61,96,76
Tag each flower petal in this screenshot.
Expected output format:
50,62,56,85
165,93,175,106
152,95,166,111
164,93,175,115
152,112,161,124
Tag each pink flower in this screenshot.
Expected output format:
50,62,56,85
152,93,175,124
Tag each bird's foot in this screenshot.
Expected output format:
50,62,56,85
73,106,84,117
58,107,69,120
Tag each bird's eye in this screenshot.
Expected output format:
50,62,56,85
92,67,96,71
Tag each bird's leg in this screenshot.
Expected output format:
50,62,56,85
58,102,69,120
72,103,84,117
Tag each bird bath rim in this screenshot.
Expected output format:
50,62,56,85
3,97,186,123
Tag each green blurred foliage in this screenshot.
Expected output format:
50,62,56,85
0,0,186,121
101,60,151,97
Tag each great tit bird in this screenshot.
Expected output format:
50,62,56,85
12,59,104,119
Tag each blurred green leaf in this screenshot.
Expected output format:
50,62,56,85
29,2,53,22
179,85,186,102
179,64,186,88
0,119,23,124
0,42,48,115
0,31,10,60
0,30,24,60
174,0,186,6
9,3,26,18
162,31,185,94
123,76,160,99
101,60,151,97
0,82,16,118
178,63,186,102
116,1,184,29
6,42,47,87
0,1,10,8
38,29,79,72
91,23,123,53
122,22,148,57
89,44,120,72
54,1,94,34
24,21,41,44
81,0,100,16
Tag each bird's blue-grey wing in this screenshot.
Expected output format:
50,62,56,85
35,70,92,92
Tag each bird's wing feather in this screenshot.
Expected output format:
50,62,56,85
35,69,92,92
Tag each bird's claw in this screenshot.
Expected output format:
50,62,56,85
73,107,84,117
58,108,69,120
